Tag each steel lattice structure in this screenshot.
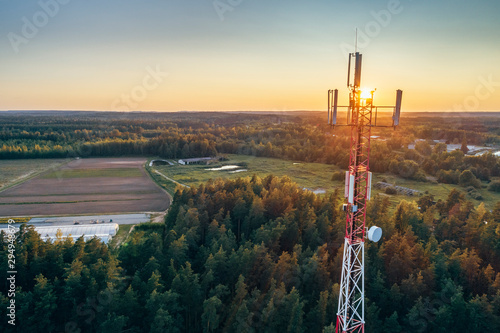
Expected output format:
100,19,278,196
328,52,402,333
336,85,372,333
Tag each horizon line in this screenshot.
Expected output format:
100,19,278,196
1,109,500,114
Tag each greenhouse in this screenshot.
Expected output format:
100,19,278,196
35,224,119,244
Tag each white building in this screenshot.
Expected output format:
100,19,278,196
178,157,214,165
34,224,119,244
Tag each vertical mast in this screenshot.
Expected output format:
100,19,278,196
329,50,402,333
336,52,369,333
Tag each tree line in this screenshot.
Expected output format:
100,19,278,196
3,112,500,184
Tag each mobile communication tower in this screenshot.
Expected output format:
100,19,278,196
328,52,402,333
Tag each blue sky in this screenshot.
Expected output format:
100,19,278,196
1,0,499,111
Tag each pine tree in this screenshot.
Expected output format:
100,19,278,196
232,300,254,332
202,296,222,333
149,308,177,333
383,311,402,333
98,313,128,333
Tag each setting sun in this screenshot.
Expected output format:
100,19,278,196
360,89,374,100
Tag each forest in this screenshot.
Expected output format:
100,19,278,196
1,175,500,332
1,111,500,332
1,111,500,192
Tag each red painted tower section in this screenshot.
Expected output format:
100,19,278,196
328,52,402,333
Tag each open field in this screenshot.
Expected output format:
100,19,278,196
0,158,170,217
0,159,68,190
149,154,500,210
1,155,498,219
42,167,143,179
376,174,500,210
148,155,342,195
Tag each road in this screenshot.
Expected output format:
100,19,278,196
1,213,150,230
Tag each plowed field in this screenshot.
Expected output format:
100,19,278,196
0,158,170,216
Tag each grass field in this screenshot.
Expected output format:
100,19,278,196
149,154,500,210
376,173,500,210
0,217,30,224
148,155,343,195
0,159,68,190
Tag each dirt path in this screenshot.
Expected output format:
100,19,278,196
154,170,190,188
149,211,167,223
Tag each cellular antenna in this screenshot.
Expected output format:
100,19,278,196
327,40,403,333
355,28,358,53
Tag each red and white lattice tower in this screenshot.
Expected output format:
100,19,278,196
327,52,402,333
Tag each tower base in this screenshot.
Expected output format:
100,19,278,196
336,238,365,333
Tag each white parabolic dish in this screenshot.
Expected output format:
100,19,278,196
367,226,382,242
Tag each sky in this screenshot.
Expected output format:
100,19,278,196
0,0,499,112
